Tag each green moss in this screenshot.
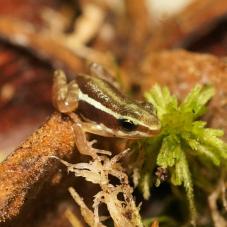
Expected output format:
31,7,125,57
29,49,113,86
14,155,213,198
133,84,227,225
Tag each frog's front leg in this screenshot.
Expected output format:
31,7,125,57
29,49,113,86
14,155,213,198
52,70,109,158
52,70,79,113
69,112,111,158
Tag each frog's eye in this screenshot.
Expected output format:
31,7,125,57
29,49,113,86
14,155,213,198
118,118,137,131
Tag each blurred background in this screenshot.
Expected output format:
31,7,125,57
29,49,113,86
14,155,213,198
0,0,227,226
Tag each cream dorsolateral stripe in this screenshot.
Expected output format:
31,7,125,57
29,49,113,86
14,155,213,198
78,90,157,131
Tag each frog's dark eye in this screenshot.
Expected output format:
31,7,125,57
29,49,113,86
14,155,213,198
118,118,137,131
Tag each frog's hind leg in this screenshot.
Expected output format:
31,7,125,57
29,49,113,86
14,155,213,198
88,62,120,89
52,70,79,113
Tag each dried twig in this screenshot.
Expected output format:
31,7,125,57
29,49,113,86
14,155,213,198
0,112,75,222
0,17,83,74
123,0,151,69
125,0,150,48
64,207,84,227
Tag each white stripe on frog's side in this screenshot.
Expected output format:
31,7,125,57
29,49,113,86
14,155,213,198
78,90,154,130
78,90,120,119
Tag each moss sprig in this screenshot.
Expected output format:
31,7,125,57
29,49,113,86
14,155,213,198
133,84,227,225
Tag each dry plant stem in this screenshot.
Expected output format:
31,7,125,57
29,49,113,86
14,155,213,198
0,16,112,72
208,179,227,227
124,0,150,47
0,17,83,74
64,207,84,227
69,187,105,227
123,0,151,69
52,1,111,65
63,151,143,226
0,112,75,222
65,3,105,48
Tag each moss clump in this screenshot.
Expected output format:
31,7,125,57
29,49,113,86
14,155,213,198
132,85,227,225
